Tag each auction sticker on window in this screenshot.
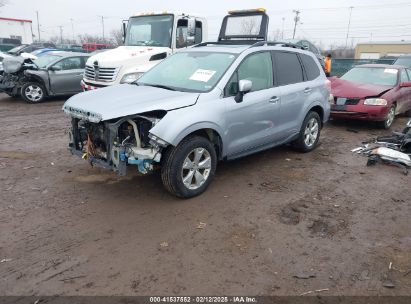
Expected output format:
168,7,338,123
384,68,398,74
190,69,216,82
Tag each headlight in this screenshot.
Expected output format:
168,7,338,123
148,134,169,147
120,72,144,84
364,98,387,106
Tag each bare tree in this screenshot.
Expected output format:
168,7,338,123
241,18,258,35
78,34,113,45
268,29,281,41
111,29,123,46
0,0,8,8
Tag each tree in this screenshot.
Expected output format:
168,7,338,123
241,18,258,35
111,29,123,46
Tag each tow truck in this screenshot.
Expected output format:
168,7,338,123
81,12,207,90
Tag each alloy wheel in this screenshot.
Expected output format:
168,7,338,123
24,85,43,102
181,148,212,190
304,118,319,147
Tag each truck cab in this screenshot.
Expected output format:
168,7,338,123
81,12,207,91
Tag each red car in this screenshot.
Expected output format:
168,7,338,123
330,64,411,128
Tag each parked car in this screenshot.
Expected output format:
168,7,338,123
280,39,325,69
63,10,330,198
394,54,411,68
7,43,56,56
330,64,411,128
0,52,89,103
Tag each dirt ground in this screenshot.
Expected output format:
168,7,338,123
0,93,410,296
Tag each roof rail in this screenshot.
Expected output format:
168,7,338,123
248,41,305,49
193,40,266,48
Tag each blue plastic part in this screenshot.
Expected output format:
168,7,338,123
127,157,152,174
120,152,126,162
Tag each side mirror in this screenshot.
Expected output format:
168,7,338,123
122,21,128,43
400,81,411,88
186,17,196,44
49,65,62,71
234,79,252,103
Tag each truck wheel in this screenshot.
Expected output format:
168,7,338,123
293,111,321,152
378,105,395,129
21,82,46,103
161,136,217,198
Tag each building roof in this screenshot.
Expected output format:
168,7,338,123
357,41,411,45
0,17,32,23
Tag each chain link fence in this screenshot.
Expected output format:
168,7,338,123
330,59,396,77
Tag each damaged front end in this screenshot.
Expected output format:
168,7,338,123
65,108,168,175
0,56,37,95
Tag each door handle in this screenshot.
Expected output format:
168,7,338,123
304,88,312,94
269,96,280,103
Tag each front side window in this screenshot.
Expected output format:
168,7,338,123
400,69,409,82
33,54,62,68
275,52,304,86
126,15,173,47
176,20,202,49
341,67,398,86
53,57,84,70
137,52,237,92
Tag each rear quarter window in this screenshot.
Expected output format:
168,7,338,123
300,54,321,81
274,52,304,86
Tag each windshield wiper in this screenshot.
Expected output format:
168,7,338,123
141,83,176,91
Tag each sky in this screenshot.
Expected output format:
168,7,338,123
1,0,411,49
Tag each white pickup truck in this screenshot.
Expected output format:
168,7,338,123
81,12,208,90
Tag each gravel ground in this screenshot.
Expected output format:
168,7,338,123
0,93,410,296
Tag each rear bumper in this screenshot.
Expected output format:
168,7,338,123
330,104,390,121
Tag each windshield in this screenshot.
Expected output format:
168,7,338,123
394,57,411,67
8,45,27,54
137,52,237,92
341,67,398,86
33,54,62,68
125,15,173,47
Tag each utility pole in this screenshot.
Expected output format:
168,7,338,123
70,18,75,42
281,17,285,39
59,26,63,44
345,6,354,49
99,16,105,41
292,10,300,39
36,11,41,42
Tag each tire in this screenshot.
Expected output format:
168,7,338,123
293,111,322,152
21,82,46,104
161,135,217,198
378,105,396,129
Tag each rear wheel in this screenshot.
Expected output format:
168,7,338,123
161,136,217,198
378,105,396,129
293,111,321,152
21,82,46,104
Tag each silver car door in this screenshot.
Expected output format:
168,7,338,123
273,51,309,136
49,57,85,94
223,51,282,157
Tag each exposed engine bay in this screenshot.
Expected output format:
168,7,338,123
69,113,167,175
0,56,37,96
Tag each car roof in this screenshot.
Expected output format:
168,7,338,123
46,51,89,58
356,64,404,69
184,42,310,56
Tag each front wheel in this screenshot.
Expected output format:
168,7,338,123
21,82,46,103
161,136,217,198
293,111,322,152
378,105,396,129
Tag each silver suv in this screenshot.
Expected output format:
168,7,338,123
63,10,331,198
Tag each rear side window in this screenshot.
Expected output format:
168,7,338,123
274,52,304,86
300,54,321,80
